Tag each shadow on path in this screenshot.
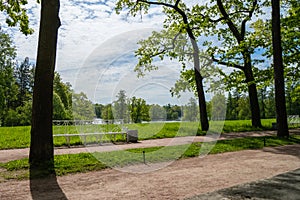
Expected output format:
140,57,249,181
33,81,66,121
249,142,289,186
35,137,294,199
30,166,68,200
187,168,300,200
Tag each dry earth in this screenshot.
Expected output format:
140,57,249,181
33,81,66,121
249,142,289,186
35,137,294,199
0,144,299,200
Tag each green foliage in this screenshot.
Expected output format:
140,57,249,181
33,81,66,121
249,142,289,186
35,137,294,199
94,103,104,118
72,92,95,120
129,96,150,123
0,0,33,35
149,104,167,121
163,104,181,120
113,90,129,122
14,57,34,108
101,104,114,120
0,31,18,126
53,92,68,120
182,97,199,121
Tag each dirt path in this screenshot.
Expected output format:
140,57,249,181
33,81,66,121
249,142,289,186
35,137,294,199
1,129,300,163
0,144,299,200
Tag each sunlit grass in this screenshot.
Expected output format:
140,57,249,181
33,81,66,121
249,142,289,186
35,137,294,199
1,135,299,180
0,118,295,149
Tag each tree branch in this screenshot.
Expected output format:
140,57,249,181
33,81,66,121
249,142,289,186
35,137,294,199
212,55,244,71
216,0,242,43
194,13,226,23
241,0,258,39
137,0,175,9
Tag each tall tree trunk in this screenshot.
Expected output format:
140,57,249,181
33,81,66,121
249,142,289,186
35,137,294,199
29,0,61,169
190,37,209,131
271,0,289,137
243,52,262,127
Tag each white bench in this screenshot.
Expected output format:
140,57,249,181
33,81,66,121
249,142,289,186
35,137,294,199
53,132,127,147
288,115,300,127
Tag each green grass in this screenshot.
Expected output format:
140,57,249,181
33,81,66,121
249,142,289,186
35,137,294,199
0,118,294,150
1,135,299,180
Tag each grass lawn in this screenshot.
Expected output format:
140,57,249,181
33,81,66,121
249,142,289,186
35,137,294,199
0,119,280,150
0,135,299,181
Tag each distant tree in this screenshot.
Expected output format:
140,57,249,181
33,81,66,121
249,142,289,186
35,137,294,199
163,104,182,120
94,103,104,118
237,96,251,120
150,104,167,121
129,97,150,123
0,31,18,126
53,72,72,119
113,90,129,122
53,72,72,110
183,98,199,121
72,92,95,120
53,92,67,120
102,104,114,121
210,93,226,121
14,57,34,107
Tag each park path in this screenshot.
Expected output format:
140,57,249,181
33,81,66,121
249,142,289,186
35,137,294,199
1,129,300,163
0,144,299,199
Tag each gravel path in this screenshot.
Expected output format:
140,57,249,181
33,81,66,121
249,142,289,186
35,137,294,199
0,144,299,199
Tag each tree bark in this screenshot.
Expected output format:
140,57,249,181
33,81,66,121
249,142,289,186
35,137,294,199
29,0,61,169
271,0,289,137
243,52,262,128
190,37,209,131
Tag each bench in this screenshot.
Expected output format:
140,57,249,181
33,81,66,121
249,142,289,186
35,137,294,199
288,115,300,127
53,132,127,147
272,115,300,129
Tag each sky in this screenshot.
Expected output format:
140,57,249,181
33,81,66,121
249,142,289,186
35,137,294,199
0,0,201,105
0,0,271,105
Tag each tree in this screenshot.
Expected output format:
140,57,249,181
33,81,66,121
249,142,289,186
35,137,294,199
194,0,263,127
0,31,18,126
183,97,199,121
102,104,114,121
116,0,210,131
53,92,67,120
53,72,72,119
113,90,129,122
271,0,289,137
210,93,226,121
29,0,61,171
95,103,104,118
72,92,95,120
129,96,150,123
14,57,34,107
150,104,167,121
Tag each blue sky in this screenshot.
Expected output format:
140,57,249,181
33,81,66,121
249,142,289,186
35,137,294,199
0,0,271,105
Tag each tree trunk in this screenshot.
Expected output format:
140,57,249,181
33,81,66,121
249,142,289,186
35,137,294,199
194,69,209,131
243,52,262,128
271,0,289,137
190,37,209,131
29,0,61,169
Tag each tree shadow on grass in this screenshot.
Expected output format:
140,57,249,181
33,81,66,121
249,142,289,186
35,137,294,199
30,164,68,200
262,137,300,159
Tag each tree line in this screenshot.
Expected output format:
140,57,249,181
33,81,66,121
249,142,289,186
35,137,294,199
0,31,95,126
1,0,297,174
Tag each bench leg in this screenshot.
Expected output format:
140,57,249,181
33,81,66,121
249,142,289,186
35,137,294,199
65,136,70,148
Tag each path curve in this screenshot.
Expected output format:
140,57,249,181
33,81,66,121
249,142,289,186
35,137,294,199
0,144,299,199
1,129,300,163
